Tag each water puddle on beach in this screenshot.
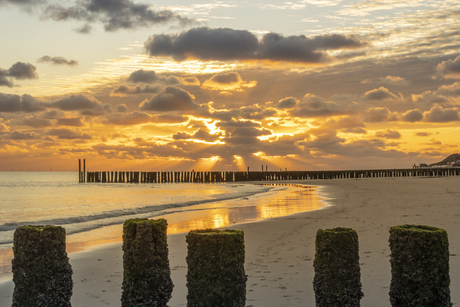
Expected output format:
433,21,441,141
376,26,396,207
0,183,327,281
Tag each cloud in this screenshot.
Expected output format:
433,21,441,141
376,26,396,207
399,109,422,122
56,117,84,127
375,129,401,139
435,55,460,79
127,69,158,83
415,132,432,137
181,76,200,86
45,128,92,139
277,97,298,109
116,104,128,112
22,115,53,128
50,94,105,111
145,27,368,63
37,56,78,66
10,131,40,140
139,87,198,112
363,107,399,122
290,93,355,118
173,128,222,142
0,93,44,112
42,0,193,33
435,82,460,96
362,75,410,86
110,85,161,96
361,87,399,101
153,114,188,123
0,62,38,87
201,72,257,91
107,111,151,125
423,105,460,123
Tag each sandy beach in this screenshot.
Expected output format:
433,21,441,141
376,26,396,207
1,176,460,306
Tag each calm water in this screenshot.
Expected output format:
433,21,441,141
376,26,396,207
0,172,327,281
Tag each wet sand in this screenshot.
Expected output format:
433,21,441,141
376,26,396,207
1,177,460,306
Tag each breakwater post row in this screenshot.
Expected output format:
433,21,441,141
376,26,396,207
80,167,460,183
12,224,451,307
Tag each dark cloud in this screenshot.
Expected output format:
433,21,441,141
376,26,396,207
182,77,200,86
435,55,460,79
116,104,128,112
290,94,355,118
45,128,92,139
423,106,460,123
239,105,277,120
56,117,84,127
127,69,158,83
22,115,53,128
375,129,401,139
10,130,40,140
107,111,151,125
415,132,432,137
37,56,78,66
173,128,222,142
153,114,188,123
277,97,298,109
0,62,38,87
0,93,44,112
363,107,396,123
6,62,38,79
207,72,239,84
50,94,104,111
139,87,198,112
42,0,193,33
401,109,423,122
145,27,368,63
110,84,161,96
0,0,41,4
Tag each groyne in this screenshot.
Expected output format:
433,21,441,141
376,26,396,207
78,160,460,183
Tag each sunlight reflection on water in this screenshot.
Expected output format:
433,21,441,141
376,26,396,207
0,183,327,281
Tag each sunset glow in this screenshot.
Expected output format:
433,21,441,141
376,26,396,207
1,0,460,171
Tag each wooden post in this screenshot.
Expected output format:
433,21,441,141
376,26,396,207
12,226,73,307
78,159,81,183
186,229,246,307
389,225,451,306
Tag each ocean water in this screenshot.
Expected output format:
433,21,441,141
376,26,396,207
0,172,327,281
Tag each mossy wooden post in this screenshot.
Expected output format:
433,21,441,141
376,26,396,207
313,227,363,307
389,225,452,307
12,225,73,307
121,218,173,307
186,229,247,307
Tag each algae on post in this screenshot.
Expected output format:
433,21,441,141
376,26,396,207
313,227,363,307
389,224,452,307
12,225,73,307
186,229,247,307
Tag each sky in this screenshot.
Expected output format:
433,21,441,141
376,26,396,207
1,0,460,172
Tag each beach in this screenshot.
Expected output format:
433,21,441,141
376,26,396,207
1,176,460,306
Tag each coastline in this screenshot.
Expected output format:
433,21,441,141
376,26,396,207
1,177,460,306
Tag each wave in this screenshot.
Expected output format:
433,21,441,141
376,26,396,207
0,184,273,243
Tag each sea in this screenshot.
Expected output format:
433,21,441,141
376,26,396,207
0,172,327,281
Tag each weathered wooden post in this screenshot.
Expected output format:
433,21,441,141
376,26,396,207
313,227,363,307
122,218,173,307
12,225,73,307
389,225,451,306
78,159,82,182
186,229,247,307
